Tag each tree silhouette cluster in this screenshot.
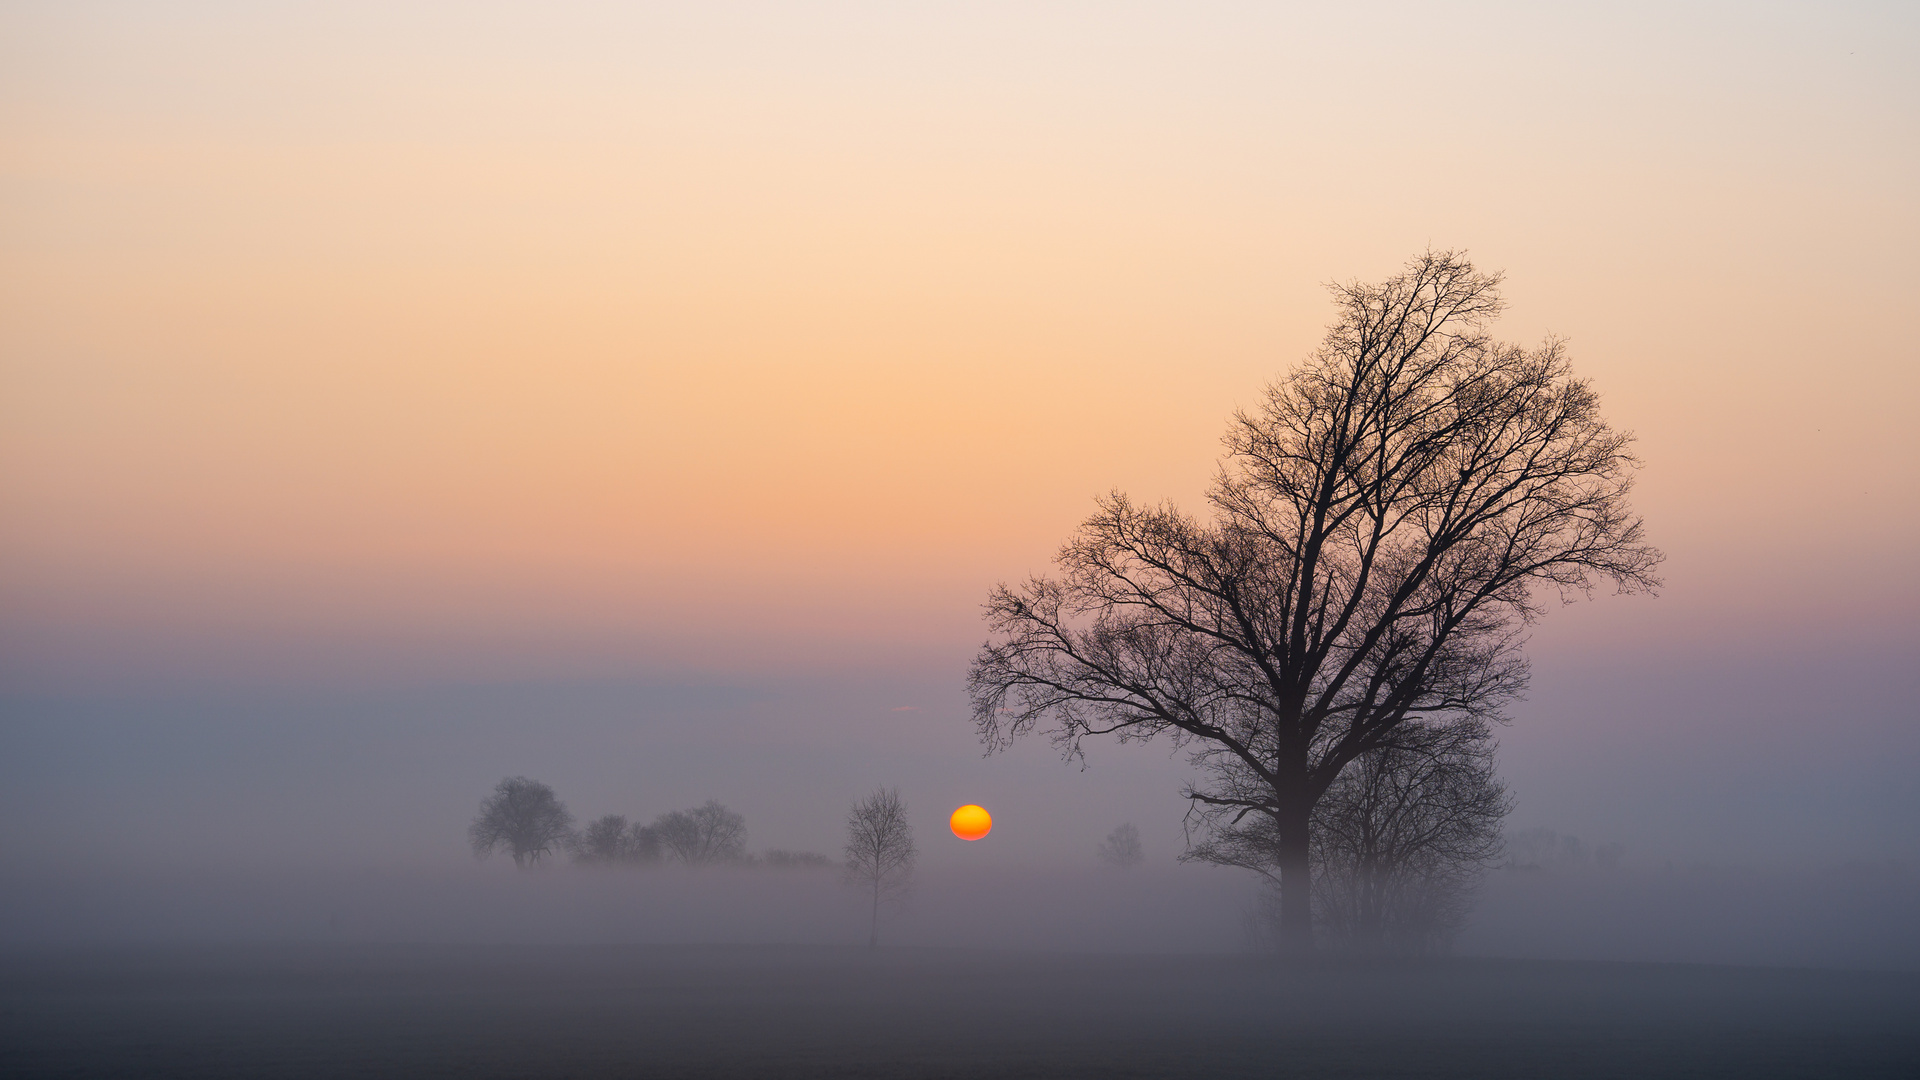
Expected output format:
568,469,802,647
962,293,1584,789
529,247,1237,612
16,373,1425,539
469,778,829,870
468,777,575,867
470,778,929,948
572,812,662,865
651,800,748,865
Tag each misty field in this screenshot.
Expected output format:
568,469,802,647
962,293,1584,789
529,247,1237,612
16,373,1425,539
3,945,1916,1079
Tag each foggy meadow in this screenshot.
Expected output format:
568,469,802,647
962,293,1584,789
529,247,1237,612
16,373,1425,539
5,2,1919,1077
5,658,1917,1077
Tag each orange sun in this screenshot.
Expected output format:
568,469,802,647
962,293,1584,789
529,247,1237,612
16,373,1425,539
949,804,993,841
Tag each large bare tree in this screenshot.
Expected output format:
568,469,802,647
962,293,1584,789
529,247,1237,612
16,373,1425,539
843,788,916,947
469,776,575,867
969,251,1661,951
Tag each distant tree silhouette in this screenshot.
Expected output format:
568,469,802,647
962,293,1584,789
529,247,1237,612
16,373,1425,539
470,777,575,867
1097,823,1145,868
844,788,916,947
572,814,633,864
970,251,1662,951
627,820,664,863
1506,827,1583,870
1504,828,1623,872
762,849,836,869
652,800,747,865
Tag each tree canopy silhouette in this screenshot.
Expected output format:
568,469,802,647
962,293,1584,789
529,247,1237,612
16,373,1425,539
969,251,1661,951
652,800,747,866
469,776,575,868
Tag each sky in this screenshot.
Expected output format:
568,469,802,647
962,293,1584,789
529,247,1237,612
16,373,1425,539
2,1,1917,916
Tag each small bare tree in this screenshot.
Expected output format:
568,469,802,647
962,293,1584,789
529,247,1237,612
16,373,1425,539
652,800,747,865
469,776,575,867
844,788,916,947
1097,823,1145,868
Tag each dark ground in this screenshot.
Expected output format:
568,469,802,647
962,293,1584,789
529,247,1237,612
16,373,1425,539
2,944,1916,1079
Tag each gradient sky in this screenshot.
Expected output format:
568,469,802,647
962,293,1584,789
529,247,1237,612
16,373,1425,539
2,3,1916,880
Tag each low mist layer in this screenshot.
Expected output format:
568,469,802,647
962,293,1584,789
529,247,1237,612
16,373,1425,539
5,854,1917,971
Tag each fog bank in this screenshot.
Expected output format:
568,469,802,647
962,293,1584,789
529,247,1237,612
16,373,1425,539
4,856,1916,970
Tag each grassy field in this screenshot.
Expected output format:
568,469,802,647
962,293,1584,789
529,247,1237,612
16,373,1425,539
3,944,1916,1078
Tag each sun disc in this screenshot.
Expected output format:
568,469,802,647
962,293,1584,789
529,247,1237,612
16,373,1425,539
949,804,992,841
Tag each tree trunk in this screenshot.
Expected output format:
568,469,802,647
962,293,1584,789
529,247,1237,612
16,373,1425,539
1276,800,1314,954
869,879,879,948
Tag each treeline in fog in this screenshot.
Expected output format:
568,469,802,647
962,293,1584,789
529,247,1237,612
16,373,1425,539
467,778,940,945
468,776,835,871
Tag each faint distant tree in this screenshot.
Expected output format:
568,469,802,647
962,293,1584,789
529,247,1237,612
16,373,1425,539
470,776,575,867
763,849,836,870
627,820,664,863
970,251,1662,951
844,788,917,947
652,800,748,865
1506,827,1579,870
1311,720,1509,953
1207,720,1508,953
572,814,633,864
1097,823,1145,868
1504,828,1622,872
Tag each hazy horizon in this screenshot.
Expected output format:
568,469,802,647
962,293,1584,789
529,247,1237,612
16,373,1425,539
4,2,1918,974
